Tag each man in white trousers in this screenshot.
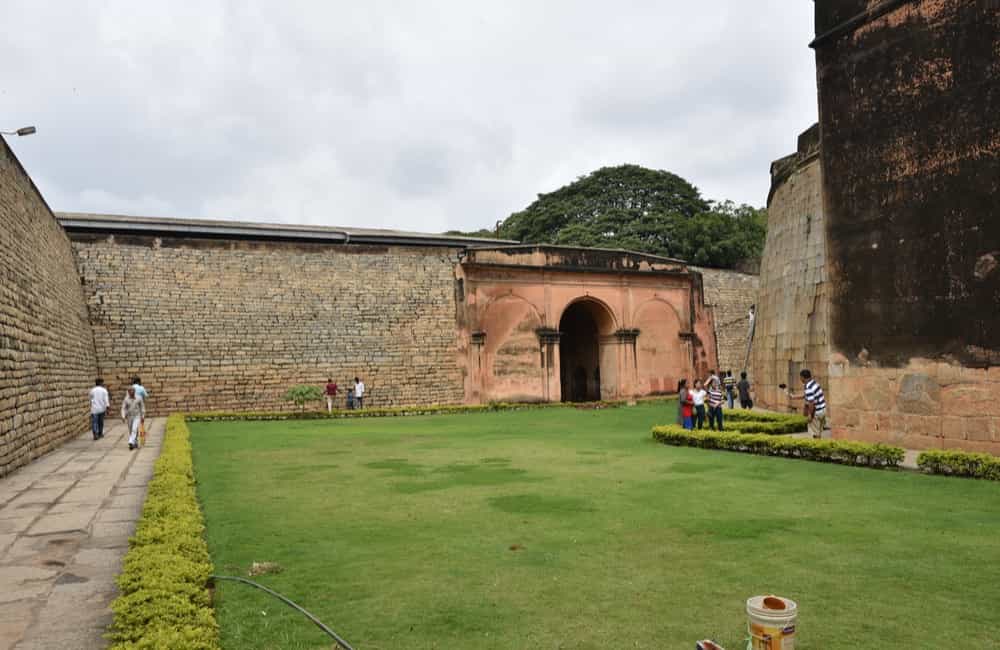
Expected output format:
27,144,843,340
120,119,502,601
121,386,146,451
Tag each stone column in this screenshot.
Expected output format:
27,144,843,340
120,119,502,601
535,327,561,402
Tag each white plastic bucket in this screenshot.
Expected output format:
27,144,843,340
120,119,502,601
746,595,797,650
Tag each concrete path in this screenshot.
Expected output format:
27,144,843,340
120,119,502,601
0,418,164,650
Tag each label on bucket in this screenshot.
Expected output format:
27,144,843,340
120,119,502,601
750,623,795,650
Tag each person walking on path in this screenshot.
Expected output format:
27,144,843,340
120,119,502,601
131,376,148,445
324,378,339,413
737,371,753,409
788,369,828,439
89,378,110,440
354,377,366,409
723,370,736,409
707,382,724,430
691,379,707,429
121,387,146,451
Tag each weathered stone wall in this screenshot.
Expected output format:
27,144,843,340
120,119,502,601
0,139,97,477
751,125,830,412
694,267,759,376
70,234,465,413
813,0,1000,452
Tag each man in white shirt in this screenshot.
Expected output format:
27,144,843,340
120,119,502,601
89,378,110,440
354,377,366,409
121,387,146,451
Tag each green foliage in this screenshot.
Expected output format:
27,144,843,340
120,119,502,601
283,384,324,409
185,399,630,422
191,404,1000,649
917,449,1000,480
443,227,500,239
720,409,808,434
108,414,220,650
651,425,904,468
495,165,766,269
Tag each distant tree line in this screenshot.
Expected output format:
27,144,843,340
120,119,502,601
445,164,766,270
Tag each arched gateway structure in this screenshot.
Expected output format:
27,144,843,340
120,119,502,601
457,245,718,403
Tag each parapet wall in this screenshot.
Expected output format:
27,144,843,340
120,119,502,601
0,139,97,477
70,234,466,413
751,125,830,411
694,267,759,376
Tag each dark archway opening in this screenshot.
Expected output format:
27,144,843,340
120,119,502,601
559,301,602,402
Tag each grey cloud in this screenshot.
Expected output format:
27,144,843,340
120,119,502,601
1,1,817,230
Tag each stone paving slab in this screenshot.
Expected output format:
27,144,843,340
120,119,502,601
0,418,164,650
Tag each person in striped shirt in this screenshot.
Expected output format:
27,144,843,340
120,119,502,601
707,384,725,431
790,369,827,439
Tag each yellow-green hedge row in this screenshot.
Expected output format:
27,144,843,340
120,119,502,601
108,414,220,650
917,449,1000,480
651,425,904,468
185,399,628,422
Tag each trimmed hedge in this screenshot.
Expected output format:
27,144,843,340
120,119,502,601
108,414,220,650
917,449,1000,480
651,425,904,468
718,410,808,435
186,399,628,422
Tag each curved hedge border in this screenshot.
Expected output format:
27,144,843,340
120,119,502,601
186,399,628,422
108,414,220,649
652,425,904,468
917,449,1000,480
718,409,809,435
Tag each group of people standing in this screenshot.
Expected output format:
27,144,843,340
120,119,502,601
88,376,148,450
324,376,366,412
676,369,753,430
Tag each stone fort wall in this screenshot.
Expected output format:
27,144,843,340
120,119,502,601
751,126,830,412
693,267,758,377
813,0,1000,453
69,234,466,414
0,139,97,477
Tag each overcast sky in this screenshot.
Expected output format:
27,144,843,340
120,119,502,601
3,1,818,233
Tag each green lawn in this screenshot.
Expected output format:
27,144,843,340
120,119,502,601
190,403,1000,649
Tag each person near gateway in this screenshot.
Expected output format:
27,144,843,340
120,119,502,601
737,371,753,409
353,377,365,409
707,381,724,431
89,377,110,440
788,369,828,439
121,386,146,451
324,378,339,413
723,370,736,409
691,379,708,429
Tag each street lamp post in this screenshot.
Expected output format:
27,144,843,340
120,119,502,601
0,126,37,136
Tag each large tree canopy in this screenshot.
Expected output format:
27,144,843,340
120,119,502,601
450,165,766,269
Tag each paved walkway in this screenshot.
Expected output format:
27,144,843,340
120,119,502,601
0,418,164,650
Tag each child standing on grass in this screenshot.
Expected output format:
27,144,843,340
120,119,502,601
707,383,724,430
691,379,707,429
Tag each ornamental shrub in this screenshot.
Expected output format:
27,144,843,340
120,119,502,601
107,414,219,649
284,384,324,410
917,449,1000,480
651,424,903,469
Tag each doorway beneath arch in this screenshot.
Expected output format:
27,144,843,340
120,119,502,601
558,301,609,402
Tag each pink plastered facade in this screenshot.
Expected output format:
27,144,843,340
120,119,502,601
456,246,718,403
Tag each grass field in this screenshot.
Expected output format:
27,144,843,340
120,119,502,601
190,403,1000,649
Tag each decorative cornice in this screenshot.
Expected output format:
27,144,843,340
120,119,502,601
615,328,641,342
535,327,561,344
